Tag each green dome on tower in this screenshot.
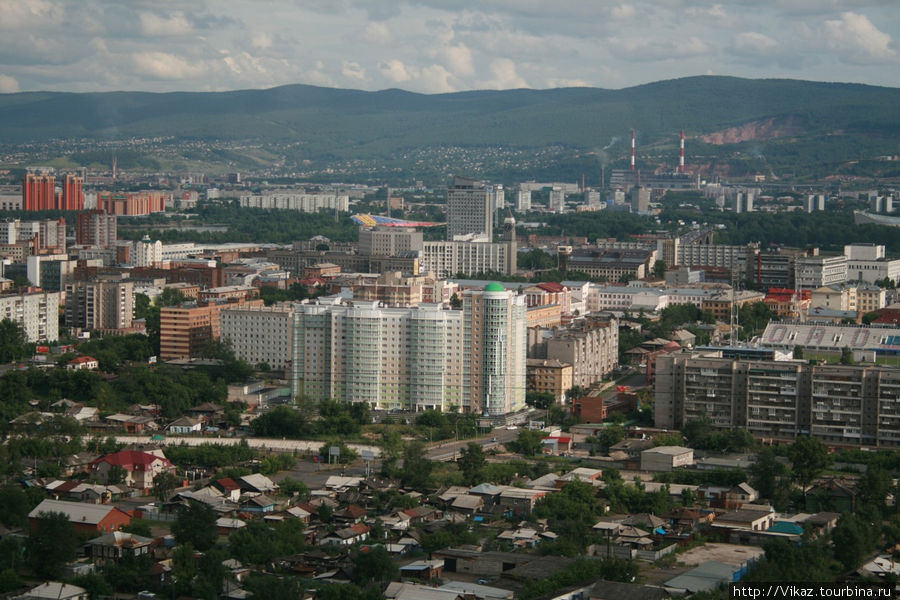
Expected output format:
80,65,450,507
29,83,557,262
484,282,506,292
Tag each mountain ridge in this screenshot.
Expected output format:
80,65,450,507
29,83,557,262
2,76,899,174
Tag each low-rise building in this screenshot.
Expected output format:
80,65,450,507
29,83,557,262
640,446,694,471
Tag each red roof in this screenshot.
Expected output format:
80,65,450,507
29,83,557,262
214,478,241,492
537,281,565,293
349,523,371,534
873,309,900,325
69,355,97,364
92,450,172,471
543,436,572,444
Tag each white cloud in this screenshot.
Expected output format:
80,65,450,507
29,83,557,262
0,74,20,93
732,32,777,53
341,60,367,81
609,4,634,21
610,35,710,62
439,43,475,77
486,58,528,89
379,59,415,83
364,22,393,45
419,64,455,93
251,31,273,49
139,11,194,37
0,0,64,31
131,52,206,80
823,11,897,62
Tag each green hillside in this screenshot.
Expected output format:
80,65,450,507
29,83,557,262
1,76,899,177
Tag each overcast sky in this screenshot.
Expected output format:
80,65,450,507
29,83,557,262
1,0,898,95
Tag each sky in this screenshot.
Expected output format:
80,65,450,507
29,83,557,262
0,0,898,95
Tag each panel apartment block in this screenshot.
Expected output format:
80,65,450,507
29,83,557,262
655,353,900,448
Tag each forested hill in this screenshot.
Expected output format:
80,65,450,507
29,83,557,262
1,76,899,160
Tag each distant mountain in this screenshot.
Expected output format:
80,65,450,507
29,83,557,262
2,76,899,169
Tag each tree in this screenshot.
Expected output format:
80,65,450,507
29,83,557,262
832,513,878,571
400,441,433,489
449,293,462,309
107,464,126,485
749,446,791,504
172,501,218,551
0,319,29,363
26,511,78,578
506,429,544,457
525,391,554,411
840,346,855,365
153,471,180,505
596,424,625,452
352,546,397,585
457,442,486,485
653,260,667,279
787,436,831,493
792,345,804,359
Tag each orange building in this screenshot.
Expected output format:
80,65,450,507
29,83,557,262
23,174,55,211
22,174,83,211
160,297,264,360
98,191,167,216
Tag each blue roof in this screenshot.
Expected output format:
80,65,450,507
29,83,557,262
769,521,804,535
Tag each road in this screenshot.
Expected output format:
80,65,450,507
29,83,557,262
113,434,381,456
426,425,521,461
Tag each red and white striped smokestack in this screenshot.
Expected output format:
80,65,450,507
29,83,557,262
679,130,685,173
631,129,635,171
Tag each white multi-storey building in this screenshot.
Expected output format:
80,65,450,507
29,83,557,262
287,284,527,415
421,240,514,278
516,189,532,212
239,193,349,213
844,244,900,285
447,176,493,241
795,254,848,289
0,291,59,342
221,304,296,370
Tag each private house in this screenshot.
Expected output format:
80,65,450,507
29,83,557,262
498,488,547,515
85,531,153,564
67,356,99,371
18,582,89,600
167,416,202,434
217,517,247,536
29,499,131,534
725,483,759,509
805,479,857,513
212,478,242,502
240,494,277,513
320,523,370,546
239,473,279,494
90,450,176,493
399,559,444,581
712,508,775,532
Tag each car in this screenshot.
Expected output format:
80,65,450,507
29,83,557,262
505,425,518,430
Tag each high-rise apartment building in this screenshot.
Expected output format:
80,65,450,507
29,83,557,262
655,353,900,448
446,176,493,241
22,174,83,211
97,191,167,216
65,280,134,332
61,175,84,211
463,283,527,416
0,291,60,341
160,297,264,360
76,210,117,248
285,284,527,414
22,174,55,211
221,304,296,370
